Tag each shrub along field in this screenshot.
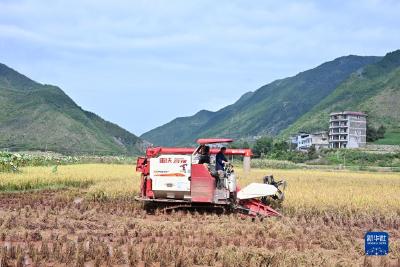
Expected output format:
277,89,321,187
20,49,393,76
0,164,399,266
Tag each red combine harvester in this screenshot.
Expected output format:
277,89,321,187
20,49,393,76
135,138,286,218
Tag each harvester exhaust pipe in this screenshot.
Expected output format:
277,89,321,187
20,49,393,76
242,148,252,175
243,156,251,174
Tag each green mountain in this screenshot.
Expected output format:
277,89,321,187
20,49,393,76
142,55,381,146
0,63,143,155
281,50,400,138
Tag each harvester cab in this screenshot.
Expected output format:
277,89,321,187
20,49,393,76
135,138,285,218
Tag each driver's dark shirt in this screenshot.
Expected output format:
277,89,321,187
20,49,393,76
198,154,210,164
216,152,227,171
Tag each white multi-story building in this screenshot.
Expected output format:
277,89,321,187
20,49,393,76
293,132,329,151
329,111,367,148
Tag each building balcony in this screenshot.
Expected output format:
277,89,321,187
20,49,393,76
329,136,347,140
329,140,348,143
330,130,348,134
329,132,348,135
329,118,348,122
330,115,347,120
329,125,348,128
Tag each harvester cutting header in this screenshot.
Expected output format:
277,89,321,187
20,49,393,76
136,138,286,218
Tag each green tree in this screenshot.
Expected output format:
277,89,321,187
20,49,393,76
242,141,250,148
377,125,386,139
273,141,289,152
307,145,317,159
367,125,386,142
367,124,378,142
229,141,250,149
253,136,273,157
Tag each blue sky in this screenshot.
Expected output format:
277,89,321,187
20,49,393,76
1,0,399,135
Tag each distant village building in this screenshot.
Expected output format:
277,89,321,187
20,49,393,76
292,132,329,151
329,111,367,148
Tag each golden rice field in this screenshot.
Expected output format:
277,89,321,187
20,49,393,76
1,164,400,216
239,168,400,216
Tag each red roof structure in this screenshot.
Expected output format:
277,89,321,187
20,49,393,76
196,138,234,144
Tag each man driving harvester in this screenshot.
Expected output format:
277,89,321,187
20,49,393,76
216,147,229,179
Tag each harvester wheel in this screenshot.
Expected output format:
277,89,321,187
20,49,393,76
142,202,156,213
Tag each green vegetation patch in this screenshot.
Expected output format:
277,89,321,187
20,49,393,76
324,149,400,167
374,128,400,145
0,151,137,173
